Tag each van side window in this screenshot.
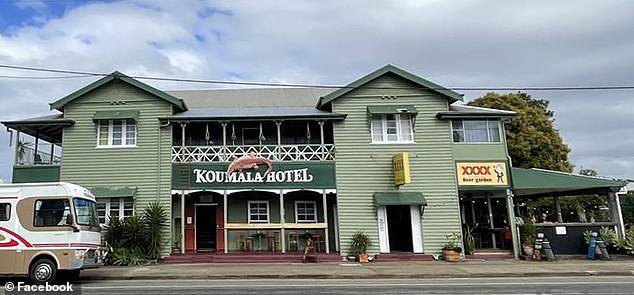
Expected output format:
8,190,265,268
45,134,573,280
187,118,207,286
34,199,71,227
0,203,9,221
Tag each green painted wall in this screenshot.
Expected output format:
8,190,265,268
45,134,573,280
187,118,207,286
226,192,281,223
59,80,173,257
452,144,507,161
331,73,462,255
12,165,61,183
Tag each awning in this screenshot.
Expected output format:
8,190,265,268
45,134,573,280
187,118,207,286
89,186,137,198
511,167,627,198
367,105,418,115
92,110,139,121
373,191,427,206
1,114,74,144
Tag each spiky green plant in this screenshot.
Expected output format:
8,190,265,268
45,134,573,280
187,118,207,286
143,201,168,260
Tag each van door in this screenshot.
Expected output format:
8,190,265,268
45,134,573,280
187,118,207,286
0,202,16,273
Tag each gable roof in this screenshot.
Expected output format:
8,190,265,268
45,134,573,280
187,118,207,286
316,64,463,109
49,71,187,112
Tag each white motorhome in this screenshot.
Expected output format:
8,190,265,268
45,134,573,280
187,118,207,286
0,182,106,283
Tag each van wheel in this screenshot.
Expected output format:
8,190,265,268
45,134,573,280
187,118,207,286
58,270,80,282
29,258,57,284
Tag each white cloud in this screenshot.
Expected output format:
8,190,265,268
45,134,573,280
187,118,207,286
0,0,633,182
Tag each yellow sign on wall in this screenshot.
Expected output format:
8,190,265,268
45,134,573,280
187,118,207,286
456,162,508,186
393,152,411,186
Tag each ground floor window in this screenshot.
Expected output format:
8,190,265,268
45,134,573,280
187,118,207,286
248,201,269,223
295,201,317,223
97,197,134,225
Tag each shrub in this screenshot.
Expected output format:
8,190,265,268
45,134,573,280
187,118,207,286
143,201,168,260
112,248,148,266
349,232,370,256
616,228,634,255
442,233,462,253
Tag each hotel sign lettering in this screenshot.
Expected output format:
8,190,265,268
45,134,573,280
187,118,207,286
172,162,335,190
456,162,508,186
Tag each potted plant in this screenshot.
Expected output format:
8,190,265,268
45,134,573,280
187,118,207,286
442,232,462,262
520,218,537,258
349,231,371,263
463,224,476,255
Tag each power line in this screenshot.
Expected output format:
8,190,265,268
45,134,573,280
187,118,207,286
2,63,634,92
0,74,95,79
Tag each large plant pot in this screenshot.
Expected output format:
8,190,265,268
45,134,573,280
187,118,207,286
522,245,534,258
358,253,369,263
442,249,460,262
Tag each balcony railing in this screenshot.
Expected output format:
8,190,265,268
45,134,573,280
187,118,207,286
172,144,335,163
17,146,61,166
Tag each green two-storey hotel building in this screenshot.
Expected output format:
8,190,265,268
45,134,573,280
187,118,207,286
3,65,626,259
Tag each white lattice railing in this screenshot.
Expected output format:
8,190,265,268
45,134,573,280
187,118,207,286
172,144,335,162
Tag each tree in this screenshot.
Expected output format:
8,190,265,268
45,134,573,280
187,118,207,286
468,92,573,172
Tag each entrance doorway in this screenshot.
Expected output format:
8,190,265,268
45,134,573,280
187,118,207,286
461,195,511,250
195,205,216,251
386,205,413,252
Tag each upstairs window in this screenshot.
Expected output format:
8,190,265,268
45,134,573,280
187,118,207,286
452,119,501,143
97,119,137,147
371,114,414,143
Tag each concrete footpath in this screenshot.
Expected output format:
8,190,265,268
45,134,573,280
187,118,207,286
80,256,634,281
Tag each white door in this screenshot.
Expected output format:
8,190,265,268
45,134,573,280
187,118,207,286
410,205,423,253
377,206,390,253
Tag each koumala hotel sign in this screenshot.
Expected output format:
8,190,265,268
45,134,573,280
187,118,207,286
194,168,314,184
172,159,336,190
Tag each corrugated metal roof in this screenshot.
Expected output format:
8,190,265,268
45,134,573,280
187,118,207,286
167,87,334,109
165,106,344,120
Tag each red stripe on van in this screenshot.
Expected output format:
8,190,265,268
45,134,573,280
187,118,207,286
0,226,33,247
0,239,19,247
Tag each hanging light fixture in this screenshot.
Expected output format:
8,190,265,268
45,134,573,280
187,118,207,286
231,123,237,145
259,122,266,143
205,123,210,144
306,122,311,143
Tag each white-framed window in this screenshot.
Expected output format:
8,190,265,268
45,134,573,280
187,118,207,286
96,197,134,225
97,119,137,147
248,201,269,223
451,119,501,143
295,201,317,223
371,114,414,143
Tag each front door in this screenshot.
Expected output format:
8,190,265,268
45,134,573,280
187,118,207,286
195,205,216,251
387,205,413,252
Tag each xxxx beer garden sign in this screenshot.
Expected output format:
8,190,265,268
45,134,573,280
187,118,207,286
456,162,509,187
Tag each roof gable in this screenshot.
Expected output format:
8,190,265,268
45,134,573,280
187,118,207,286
50,71,187,112
316,64,463,109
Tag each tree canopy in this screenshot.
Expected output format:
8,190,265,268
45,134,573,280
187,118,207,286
468,92,573,172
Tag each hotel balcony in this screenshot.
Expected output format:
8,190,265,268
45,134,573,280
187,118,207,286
171,120,336,163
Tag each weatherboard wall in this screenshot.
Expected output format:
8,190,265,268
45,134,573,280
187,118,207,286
59,80,173,256
331,73,462,255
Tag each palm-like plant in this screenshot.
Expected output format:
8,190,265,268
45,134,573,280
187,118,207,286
143,201,168,260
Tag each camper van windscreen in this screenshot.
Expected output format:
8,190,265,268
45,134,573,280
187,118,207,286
74,198,100,227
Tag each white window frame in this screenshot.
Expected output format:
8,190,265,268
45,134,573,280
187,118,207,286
294,200,317,223
248,200,269,223
96,119,137,148
451,119,501,144
370,114,414,144
97,197,134,226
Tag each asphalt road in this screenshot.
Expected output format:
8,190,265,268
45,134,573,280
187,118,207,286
2,276,633,294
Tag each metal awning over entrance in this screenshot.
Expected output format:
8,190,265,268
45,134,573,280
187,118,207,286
511,167,627,198
89,186,137,198
373,192,427,206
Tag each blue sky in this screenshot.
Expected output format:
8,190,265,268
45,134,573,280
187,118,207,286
0,0,633,183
